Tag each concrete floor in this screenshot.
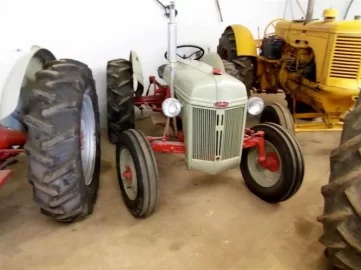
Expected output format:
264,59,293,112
0,94,339,270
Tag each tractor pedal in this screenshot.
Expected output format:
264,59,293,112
150,113,167,126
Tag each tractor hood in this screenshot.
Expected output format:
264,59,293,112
163,59,248,108
277,16,361,35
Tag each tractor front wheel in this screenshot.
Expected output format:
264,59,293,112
24,59,101,222
116,129,159,218
240,123,304,203
259,103,295,134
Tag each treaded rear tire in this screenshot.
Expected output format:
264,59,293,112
107,59,135,144
217,28,254,97
318,94,361,269
24,59,101,222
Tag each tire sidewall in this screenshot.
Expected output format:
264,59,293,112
116,133,145,217
80,84,101,208
260,106,282,125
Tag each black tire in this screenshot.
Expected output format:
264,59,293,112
116,129,159,218
106,59,136,144
217,28,254,96
317,93,361,269
223,60,242,80
24,59,101,222
259,103,295,133
240,123,304,203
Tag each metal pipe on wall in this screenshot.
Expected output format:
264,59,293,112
344,0,355,19
305,0,315,23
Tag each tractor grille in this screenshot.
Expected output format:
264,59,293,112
192,106,244,161
330,35,361,79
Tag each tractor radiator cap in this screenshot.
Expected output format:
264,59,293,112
323,8,338,20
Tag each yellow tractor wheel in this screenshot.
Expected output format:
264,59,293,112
217,28,254,97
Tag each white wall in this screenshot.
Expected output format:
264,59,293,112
1,0,360,128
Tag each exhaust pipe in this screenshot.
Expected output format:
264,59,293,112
305,0,315,23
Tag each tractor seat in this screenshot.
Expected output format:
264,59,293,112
157,64,166,79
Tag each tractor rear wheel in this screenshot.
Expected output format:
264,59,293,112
259,103,295,134
317,92,361,269
240,123,304,203
116,129,159,218
217,28,254,97
24,59,101,222
107,59,136,144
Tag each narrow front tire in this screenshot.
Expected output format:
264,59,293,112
116,129,159,218
259,103,295,134
240,123,304,203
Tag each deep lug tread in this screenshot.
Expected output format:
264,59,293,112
318,87,361,269
24,115,54,134
24,143,55,166
35,70,59,81
30,89,56,101
106,58,136,144
41,131,77,150
321,170,361,197
24,59,101,222
217,28,255,97
41,102,78,117
43,160,77,184
317,208,353,223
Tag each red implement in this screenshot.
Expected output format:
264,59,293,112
0,169,12,189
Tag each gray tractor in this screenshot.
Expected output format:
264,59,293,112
106,1,305,218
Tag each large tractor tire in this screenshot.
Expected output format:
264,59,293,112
217,28,254,97
318,94,361,269
24,59,101,222
107,59,136,144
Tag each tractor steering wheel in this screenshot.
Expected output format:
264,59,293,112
264,18,287,37
164,45,205,61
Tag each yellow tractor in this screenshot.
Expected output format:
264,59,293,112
217,0,361,133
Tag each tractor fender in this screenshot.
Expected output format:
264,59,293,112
0,46,56,121
200,52,226,72
130,50,144,90
228,25,257,57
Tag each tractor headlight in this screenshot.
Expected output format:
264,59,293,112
162,98,182,117
247,97,264,116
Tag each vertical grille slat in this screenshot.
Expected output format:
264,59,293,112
222,107,244,159
330,35,361,79
191,106,244,161
192,107,217,161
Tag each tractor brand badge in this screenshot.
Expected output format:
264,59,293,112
214,101,229,108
